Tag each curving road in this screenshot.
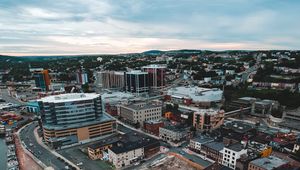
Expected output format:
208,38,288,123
19,122,68,170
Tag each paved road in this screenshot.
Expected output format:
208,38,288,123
0,88,24,105
58,146,113,170
19,122,68,170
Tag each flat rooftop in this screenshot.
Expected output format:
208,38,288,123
191,135,214,144
38,93,100,103
224,120,254,134
101,92,135,103
122,102,162,111
250,156,288,170
126,70,148,75
142,64,167,69
203,141,224,151
167,86,223,102
226,143,245,152
109,132,160,154
161,125,188,132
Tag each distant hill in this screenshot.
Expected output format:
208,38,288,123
142,50,163,55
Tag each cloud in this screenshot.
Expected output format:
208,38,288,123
0,0,299,56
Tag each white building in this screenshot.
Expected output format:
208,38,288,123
222,143,247,169
189,135,214,152
119,102,162,126
293,142,300,153
108,143,144,169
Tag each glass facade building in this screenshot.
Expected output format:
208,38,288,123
38,93,116,148
125,70,149,94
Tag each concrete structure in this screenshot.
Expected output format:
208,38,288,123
280,108,300,131
248,156,289,170
96,71,125,90
142,64,166,90
222,143,247,169
159,126,189,144
166,86,223,107
193,109,224,132
33,70,51,91
38,93,116,148
253,99,279,116
119,102,162,126
125,70,149,95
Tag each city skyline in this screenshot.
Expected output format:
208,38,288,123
1,0,300,56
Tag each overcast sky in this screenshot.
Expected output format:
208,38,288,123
0,0,299,56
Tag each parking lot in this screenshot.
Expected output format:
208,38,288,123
58,145,114,170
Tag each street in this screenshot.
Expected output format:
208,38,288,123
19,122,68,170
0,88,24,105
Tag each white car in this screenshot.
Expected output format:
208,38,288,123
76,162,83,166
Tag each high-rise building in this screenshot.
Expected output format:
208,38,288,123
96,71,125,90
33,69,51,91
125,70,149,94
142,64,166,90
38,93,116,148
76,71,88,85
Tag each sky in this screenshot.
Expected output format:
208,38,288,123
0,0,299,56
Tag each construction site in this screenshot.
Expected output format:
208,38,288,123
139,155,198,170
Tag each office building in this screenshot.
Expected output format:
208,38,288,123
119,102,162,126
125,70,149,94
33,69,51,91
76,71,88,85
193,109,224,132
96,71,125,90
142,64,166,90
38,93,116,148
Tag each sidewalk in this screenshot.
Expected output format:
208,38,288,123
33,127,81,170
14,133,43,170
15,123,47,169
